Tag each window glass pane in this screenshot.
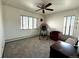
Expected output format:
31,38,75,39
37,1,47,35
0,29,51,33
33,18,37,28
21,16,37,29
65,16,71,35
63,17,66,34
70,16,75,35
21,16,23,29
29,17,33,29
63,16,75,36
23,16,28,29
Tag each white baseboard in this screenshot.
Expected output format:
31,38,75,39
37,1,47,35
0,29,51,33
5,35,38,43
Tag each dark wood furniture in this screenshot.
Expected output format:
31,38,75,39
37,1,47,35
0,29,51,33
50,41,77,58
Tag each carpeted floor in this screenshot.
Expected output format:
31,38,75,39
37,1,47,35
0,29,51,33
3,36,55,58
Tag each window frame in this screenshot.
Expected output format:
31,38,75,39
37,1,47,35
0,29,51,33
33,17,38,29
63,15,76,36
21,15,38,30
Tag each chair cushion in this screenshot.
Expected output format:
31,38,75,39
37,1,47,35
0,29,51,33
66,38,77,46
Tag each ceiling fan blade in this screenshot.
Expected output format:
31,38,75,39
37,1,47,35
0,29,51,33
42,9,45,13
37,5,42,8
46,8,54,11
36,9,41,11
45,3,52,8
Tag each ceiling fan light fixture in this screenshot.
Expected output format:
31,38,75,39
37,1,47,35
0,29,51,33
42,9,45,13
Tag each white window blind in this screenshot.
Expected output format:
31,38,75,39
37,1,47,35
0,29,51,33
63,16,76,36
21,16,37,29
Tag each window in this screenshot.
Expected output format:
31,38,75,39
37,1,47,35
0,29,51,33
21,16,37,29
33,18,37,28
29,17,33,29
63,16,76,36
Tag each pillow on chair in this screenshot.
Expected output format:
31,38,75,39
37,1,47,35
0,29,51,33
65,38,77,46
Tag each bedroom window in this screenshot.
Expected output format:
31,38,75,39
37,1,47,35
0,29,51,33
63,16,76,36
21,16,37,29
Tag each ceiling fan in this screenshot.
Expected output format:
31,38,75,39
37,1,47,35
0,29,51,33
36,3,54,14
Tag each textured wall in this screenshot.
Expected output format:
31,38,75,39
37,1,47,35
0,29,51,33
3,4,43,41
45,9,79,38
0,0,5,57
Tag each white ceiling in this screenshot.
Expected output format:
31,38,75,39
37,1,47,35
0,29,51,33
2,0,79,15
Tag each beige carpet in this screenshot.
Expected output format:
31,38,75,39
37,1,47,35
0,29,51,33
3,36,55,58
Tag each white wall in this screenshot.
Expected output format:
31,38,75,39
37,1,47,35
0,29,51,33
0,0,5,57
3,3,79,41
3,4,43,41
45,9,79,37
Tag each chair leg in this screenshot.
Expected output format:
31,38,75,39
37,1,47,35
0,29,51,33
39,35,40,40
47,36,48,40
39,30,41,40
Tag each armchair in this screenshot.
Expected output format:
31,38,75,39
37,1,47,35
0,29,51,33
50,31,62,41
